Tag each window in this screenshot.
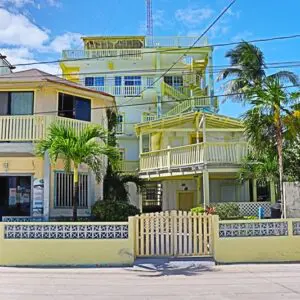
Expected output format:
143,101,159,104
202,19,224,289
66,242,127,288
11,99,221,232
0,92,33,115
142,183,162,213
164,76,183,88
146,77,154,88
85,77,104,87
119,149,125,160
58,93,91,121
114,76,122,95
124,76,141,86
85,77,94,86
116,114,124,134
55,172,88,208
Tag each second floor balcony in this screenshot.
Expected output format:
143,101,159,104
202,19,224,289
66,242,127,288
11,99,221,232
0,115,92,143
139,142,248,177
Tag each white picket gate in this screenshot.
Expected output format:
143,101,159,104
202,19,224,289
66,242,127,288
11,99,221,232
135,211,213,257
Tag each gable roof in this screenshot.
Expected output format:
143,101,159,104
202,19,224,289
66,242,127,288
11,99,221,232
0,68,113,98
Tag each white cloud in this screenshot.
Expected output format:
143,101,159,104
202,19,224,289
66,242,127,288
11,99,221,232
175,7,214,27
153,10,165,27
0,47,60,74
0,0,33,8
0,8,49,47
232,30,253,42
45,0,61,7
49,32,83,53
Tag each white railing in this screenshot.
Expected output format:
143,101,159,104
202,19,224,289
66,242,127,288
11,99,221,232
145,36,208,48
142,113,157,122
62,49,142,60
0,115,91,142
90,85,143,96
121,160,139,173
140,142,248,172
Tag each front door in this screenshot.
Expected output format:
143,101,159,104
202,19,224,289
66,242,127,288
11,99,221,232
178,191,194,211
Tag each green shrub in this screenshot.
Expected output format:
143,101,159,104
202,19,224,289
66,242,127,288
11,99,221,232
91,200,140,221
190,206,205,214
215,203,240,220
243,215,258,220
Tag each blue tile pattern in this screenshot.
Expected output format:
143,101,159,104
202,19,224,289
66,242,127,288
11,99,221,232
292,221,300,235
4,224,128,239
2,216,44,222
219,222,288,238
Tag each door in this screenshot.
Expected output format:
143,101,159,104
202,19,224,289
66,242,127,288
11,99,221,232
178,191,194,211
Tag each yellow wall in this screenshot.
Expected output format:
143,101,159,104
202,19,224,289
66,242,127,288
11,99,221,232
213,217,300,264
0,218,135,266
0,157,44,178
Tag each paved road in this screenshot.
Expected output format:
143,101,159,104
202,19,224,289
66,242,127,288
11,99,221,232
1,258,300,299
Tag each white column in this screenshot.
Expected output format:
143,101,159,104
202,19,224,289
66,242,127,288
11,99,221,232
203,170,210,207
208,50,214,109
196,176,202,206
43,151,51,221
270,181,276,203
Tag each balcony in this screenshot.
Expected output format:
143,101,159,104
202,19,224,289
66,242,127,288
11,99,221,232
139,142,248,175
120,160,139,173
88,85,144,97
62,49,143,60
145,36,208,48
0,115,91,142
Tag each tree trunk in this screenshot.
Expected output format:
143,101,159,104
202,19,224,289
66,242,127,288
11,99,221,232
275,112,284,217
73,165,79,222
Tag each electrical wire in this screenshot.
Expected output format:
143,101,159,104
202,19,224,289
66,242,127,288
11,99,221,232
1,33,300,69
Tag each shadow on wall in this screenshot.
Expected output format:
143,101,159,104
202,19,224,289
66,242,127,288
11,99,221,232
128,258,216,277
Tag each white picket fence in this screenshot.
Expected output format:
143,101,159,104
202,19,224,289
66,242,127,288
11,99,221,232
135,211,213,257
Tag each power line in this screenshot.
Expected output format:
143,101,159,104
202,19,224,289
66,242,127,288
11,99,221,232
2,33,300,69
1,60,300,81
32,83,300,115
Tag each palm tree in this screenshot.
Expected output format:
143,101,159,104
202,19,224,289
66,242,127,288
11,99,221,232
36,123,120,221
243,77,299,214
103,164,144,202
218,41,298,101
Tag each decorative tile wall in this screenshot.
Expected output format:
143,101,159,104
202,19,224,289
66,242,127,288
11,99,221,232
2,217,44,222
292,221,300,236
219,221,288,238
4,224,129,240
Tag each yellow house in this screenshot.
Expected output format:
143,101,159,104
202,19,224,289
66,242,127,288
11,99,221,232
0,69,115,220
135,111,276,216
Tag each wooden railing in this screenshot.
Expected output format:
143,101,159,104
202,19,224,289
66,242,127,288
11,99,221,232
161,82,189,100
0,115,91,142
62,49,142,60
140,142,248,172
120,160,139,173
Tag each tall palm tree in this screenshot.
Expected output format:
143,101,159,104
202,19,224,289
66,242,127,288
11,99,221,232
36,123,120,221
243,77,299,214
218,41,299,101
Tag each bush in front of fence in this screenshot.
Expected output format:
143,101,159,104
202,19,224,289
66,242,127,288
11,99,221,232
91,200,140,221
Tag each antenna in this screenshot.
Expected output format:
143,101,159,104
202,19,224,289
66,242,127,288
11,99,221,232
146,0,153,37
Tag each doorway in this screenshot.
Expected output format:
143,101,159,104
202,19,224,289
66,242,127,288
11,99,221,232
177,191,195,211
0,176,31,219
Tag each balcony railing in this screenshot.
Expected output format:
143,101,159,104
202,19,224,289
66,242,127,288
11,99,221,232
0,115,92,142
140,142,248,172
88,85,144,96
145,36,208,48
62,49,142,60
120,160,139,173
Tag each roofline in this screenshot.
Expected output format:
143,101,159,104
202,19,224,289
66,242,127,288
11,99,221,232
0,53,15,70
82,35,146,41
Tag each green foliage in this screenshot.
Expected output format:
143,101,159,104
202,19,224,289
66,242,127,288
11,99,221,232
243,216,258,220
91,200,140,221
215,203,240,220
190,206,205,214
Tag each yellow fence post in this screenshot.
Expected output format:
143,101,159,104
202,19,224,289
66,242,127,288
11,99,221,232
211,215,219,260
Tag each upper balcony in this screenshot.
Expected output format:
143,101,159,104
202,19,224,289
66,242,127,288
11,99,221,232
0,115,91,142
62,36,209,60
139,142,248,178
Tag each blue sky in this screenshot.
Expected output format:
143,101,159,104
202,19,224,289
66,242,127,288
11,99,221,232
0,0,299,117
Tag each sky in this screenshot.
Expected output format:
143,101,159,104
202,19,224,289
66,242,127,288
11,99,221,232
0,0,299,117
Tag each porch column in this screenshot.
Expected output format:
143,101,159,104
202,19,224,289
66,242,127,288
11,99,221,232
208,51,214,108
203,170,210,207
139,133,143,155
196,176,202,206
155,52,162,118
43,151,51,221
270,181,276,203
252,179,257,202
